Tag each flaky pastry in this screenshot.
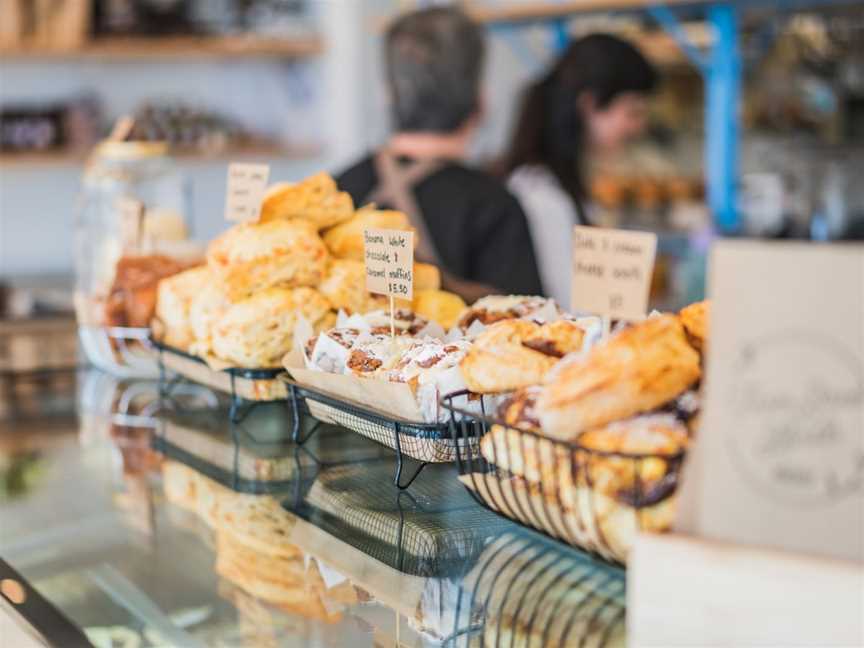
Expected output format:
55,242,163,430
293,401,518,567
537,315,701,439
461,319,586,393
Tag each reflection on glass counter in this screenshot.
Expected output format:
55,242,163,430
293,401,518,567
0,370,626,647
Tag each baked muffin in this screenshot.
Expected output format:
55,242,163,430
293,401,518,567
537,314,701,440
461,319,586,393
207,219,329,301
155,265,210,350
259,172,354,230
211,287,332,367
456,295,563,331
321,207,414,261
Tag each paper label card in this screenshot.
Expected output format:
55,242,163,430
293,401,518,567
680,240,864,563
571,226,657,321
224,163,270,222
363,228,414,300
118,196,145,253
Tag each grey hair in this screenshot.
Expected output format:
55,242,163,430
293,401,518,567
385,6,485,133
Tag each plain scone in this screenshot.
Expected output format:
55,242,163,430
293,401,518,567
211,287,332,367
537,314,701,439
154,265,210,350
207,219,329,301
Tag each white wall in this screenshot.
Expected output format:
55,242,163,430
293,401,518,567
0,1,546,277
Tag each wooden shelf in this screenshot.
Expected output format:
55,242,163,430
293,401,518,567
0,142,322,168
468,0,704,23
0,34,323,62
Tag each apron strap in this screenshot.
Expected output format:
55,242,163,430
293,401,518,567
368,151,443,264
367,150,499,302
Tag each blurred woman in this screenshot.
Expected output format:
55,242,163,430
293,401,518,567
501,34,658,308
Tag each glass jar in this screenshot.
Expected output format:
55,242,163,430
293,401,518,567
74,140,196,377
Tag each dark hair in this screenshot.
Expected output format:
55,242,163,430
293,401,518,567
502,34,657,222
385,7,485,133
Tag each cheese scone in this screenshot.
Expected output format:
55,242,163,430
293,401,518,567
413,262,441,291
679,299,709,353
461,319,585,393
321,206,414,261
207,219,329,301
317,259,388,315
410,289,466,330
155,265,210,350
537,314,701,439
259,172,354,229
211,287,332,367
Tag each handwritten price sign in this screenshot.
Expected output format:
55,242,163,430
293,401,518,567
364,228,414,301
224,163,270,222
571,225,657,322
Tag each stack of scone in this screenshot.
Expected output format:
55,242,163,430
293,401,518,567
459,301,709,563
153,172,465,368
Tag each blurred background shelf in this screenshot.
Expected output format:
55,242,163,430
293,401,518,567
0,35,323,62
0,142,322,168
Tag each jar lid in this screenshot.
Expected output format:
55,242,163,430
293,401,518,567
93,140,169,160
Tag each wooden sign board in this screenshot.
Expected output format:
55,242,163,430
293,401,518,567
224,163,270,223
677,240,864,563
363,228,414,301
571,226,657,321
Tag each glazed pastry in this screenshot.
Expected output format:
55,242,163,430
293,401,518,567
317,259,388,315
461,319,586,393
207,219,329,301
259,172,354,230
410,289,466,330
155,265,210,350
321,206,415,261
211,287,332,367
537,314,701,439
104,254,188,329
679,300,709,353
360,309,431,336
456,295,563,330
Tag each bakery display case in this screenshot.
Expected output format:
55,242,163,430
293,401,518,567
0,370,626,647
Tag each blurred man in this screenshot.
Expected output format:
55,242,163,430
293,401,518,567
336,6,542,300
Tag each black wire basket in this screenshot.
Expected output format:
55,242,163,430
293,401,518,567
441,394,686,566
284,378,486,489
152,339,287,423
447,531,626,647
153,404,321,496
289,460,507,579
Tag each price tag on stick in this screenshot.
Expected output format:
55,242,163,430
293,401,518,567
364,228,414,337
571,225,657,337
224,163,270,222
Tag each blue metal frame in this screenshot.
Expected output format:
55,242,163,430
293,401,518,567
704,4,741,233
486,1,747,234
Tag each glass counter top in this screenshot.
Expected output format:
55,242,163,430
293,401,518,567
0,369,625,647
